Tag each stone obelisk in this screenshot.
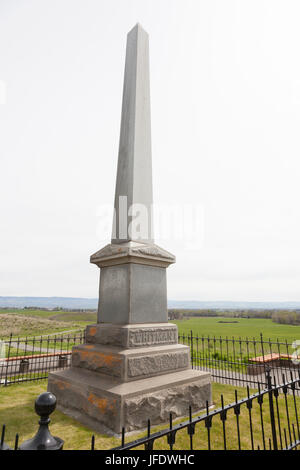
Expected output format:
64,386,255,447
48,24,211,435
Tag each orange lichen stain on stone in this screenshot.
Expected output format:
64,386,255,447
88,393,117,415
53,379,70,391
89,326,97,336
79,350,121,368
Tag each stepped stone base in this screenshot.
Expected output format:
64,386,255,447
48,367,211,435
71,343,190,381
48,322,212,434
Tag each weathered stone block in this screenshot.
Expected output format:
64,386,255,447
72,344,123,378
124,382,212,430
98,263,168,324
128,325,178,347
86,323,178,348
48,372,121,433
127,349,189,378
48,367,211,434
71,343,190,381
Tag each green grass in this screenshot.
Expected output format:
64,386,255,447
0,314,82,339
0,309,93,339
2,310,300,343
0,309,60,319
0,308,96,323
172,317,300,342
0,379,298,450
50,312,97,323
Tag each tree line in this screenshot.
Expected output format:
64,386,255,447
168,309,300,325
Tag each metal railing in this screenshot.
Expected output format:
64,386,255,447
1,329,299,389
1,369,299,450
179,331,300,389
0,331,85,385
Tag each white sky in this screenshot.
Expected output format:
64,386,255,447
1,0,300,301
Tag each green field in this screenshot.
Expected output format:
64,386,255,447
1,309,300,343
172,316,300,342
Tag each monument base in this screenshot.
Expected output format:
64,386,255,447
48,367,211,435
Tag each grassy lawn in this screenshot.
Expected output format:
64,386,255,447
0,310,94,339
0,379,298,450
0,314,81,339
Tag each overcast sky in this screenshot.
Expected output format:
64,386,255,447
1,0,300,301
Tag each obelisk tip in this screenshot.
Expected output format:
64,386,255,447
128,23,148,37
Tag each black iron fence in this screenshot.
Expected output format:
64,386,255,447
0,331,85,385
1,370,299,450
111,370,300,451
179,331,300,389
1,330,300,389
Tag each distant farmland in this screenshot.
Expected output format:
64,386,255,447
1,308,300,341
172,316,300,342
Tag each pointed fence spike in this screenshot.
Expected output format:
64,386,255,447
14,433,19,450
1,424,5,446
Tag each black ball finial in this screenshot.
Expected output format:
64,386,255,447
35,392,57,418
19,392,63,450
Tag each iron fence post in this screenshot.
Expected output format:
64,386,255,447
266,367,278,450
190,330,194,369
0,425,11,450
4,333,12,386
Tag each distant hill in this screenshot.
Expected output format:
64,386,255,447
1,296,300,310
168,300,300,310
0,297,98,309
